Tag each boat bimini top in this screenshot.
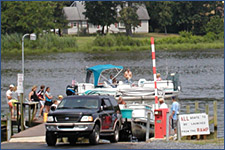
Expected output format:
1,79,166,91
86,64,123,87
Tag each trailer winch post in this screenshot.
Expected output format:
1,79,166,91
146,112,151,141
166,111,169,141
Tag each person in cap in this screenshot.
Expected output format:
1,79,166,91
6,84,19,118
156,73,162,81
57,95,63,104
159,98,168,108
170,96,180,139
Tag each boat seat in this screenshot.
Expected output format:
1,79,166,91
104,81,113,88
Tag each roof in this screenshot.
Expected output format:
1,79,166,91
87,64,123,86
136,5,150,20
63,2,87,21
63,2,150,21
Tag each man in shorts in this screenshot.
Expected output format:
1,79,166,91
6,84,18,118
124,68,132,84
170,96,180,139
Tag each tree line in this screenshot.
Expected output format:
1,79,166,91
1,1,224,36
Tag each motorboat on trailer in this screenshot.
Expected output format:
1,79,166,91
66,64,181,101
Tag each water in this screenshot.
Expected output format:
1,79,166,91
1,49,224,137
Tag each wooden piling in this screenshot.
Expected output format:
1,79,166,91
20,93,25,131
6,113,12,141
213,101,217,139
186,105,190,114
186,105,191,140
195,101,199,113
203,104,209,140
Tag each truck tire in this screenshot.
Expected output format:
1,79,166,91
68,136,77,145
46,131,57,146
89,124,100,145
109,125,119,143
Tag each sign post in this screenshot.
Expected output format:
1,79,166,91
17,73,24,131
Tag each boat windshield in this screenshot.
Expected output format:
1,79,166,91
58,97,99,109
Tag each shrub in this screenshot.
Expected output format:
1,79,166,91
179,31,192,38
1,33,78,51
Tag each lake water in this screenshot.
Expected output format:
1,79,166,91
1,49,224,137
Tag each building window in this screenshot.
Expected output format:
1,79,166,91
73,22,77,27
118,22,125,28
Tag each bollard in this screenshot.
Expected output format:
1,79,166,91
146,112,150,141
43,113,48,122
166,111,169,141
177,114,181,141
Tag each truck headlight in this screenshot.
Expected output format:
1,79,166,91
47,116,54,122
81,116,93,122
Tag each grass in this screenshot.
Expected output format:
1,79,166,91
1,33,224,56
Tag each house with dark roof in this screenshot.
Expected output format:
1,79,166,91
63,1,150,34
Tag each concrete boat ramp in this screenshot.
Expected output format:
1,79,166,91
7,123,45,143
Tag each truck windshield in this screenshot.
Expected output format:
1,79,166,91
58,98,99,109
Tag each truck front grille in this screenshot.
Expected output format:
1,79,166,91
55,115,80,122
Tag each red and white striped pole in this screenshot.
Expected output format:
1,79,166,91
151,37,158,109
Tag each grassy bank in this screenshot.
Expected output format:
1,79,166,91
1,33,224,55
180,138,224,145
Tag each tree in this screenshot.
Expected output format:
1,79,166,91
118,2,140,36
158,2,173,34
205,15,224,34
84,1,118,34
1,1,68,35
53,2,69,36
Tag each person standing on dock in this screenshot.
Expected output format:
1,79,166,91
170,96,180,139
6,84,19,119
44,87,53,113
28,85,40,120
37,85,45,118
124,68,132,84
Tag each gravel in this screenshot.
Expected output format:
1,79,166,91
128,140,224,149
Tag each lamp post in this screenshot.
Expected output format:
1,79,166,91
20,33,36,131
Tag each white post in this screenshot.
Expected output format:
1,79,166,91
151,37,158,109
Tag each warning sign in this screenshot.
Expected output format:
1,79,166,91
17,73,24,94
179,113,210,136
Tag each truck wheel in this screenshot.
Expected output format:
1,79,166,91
68,136,77,145
46,131,57,146
109,125,119,143
89,124,100,145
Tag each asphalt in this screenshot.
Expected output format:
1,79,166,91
1,140,224,149
1,123,224,149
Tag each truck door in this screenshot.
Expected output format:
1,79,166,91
100,98,114,130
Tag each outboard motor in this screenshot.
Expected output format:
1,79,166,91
66,85,78,96
166,73,181,91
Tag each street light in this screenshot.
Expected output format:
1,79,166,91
20,33,36,131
